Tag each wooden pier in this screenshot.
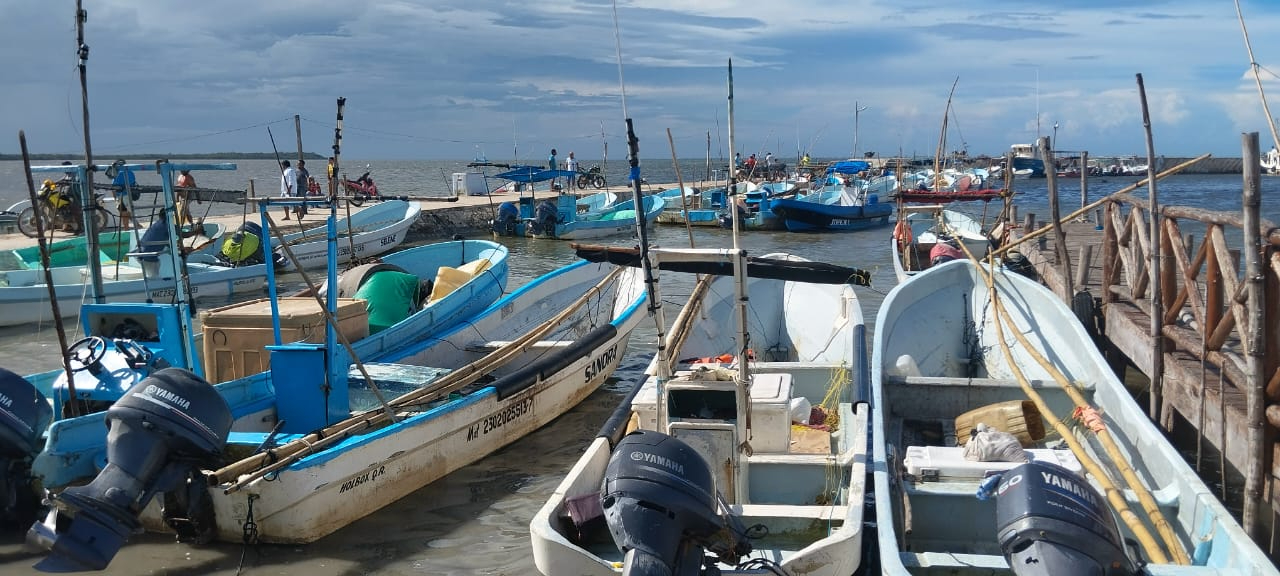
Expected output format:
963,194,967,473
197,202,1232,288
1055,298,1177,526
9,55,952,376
1012,134,1280,556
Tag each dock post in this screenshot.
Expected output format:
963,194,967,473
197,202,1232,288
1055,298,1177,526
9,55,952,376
1041,137,1074,302
1138,73,1164,422
1023,212,1035,234
1242,132,1267,540
1076,244,1094,287
1080,151,1089,210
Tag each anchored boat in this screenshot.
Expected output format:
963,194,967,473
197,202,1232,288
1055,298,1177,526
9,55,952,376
871,259,1276,574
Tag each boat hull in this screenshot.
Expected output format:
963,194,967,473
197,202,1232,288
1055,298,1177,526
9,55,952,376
276,200,421,270
772,197,893,232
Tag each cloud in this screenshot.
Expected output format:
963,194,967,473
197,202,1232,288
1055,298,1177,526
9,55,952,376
1,0,1278,161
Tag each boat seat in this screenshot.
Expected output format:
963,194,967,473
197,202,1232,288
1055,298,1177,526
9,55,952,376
729,503,848,521
902,445,1083,481
885,375,1056,389
465,339,574,353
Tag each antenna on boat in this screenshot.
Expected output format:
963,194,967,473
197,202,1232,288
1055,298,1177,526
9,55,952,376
608,0,667,384
726,60,751,390
1234,0,1280,155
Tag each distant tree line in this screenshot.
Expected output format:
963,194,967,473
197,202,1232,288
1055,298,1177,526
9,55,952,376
0,152,326,161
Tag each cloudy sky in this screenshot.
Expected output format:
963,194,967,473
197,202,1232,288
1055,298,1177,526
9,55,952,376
2,0,1279,161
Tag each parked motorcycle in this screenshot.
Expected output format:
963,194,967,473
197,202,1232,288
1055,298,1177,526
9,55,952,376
575,165,606,190
17,179,111,237
341,167,379,206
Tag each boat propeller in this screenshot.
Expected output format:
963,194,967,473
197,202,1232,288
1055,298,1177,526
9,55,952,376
28,368,232,572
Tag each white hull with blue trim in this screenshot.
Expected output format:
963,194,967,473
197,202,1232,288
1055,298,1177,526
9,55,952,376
124,259,647,543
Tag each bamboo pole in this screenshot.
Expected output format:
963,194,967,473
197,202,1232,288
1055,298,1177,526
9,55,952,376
1241,132,1267,539
667,128,697,250
995,154,1211,259
210,266,625,489
1080,151,1089,211
957,252,1176,564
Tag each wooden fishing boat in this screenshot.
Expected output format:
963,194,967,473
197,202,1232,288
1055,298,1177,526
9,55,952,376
274,199,421,270
871,259,1275,574
530,247,872,576
26,257,643,568
890,206,991,283
655,186,724,227
28,238,511,490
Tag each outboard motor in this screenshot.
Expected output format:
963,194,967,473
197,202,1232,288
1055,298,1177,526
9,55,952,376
0,367,54,530
29,368,232,572
995,460,1138,576
530,199,559,237
601,430,750,576
492,201,519,236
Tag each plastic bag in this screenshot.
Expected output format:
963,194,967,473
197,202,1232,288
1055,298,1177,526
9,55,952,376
962,423,1028,463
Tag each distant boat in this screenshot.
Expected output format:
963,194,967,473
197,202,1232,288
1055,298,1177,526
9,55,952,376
871,258,1276,574
891,206,990,283
770,186,892,232
273,199,421,270
655,186,724,227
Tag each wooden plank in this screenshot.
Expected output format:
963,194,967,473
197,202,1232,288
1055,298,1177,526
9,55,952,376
1164,220,1208,329
1208,226,1251,352
1132,208,1151,299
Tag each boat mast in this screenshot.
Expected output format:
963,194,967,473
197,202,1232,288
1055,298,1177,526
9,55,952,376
934,78,958,186
727,60,751,505
75,0,104,302
1234,0,1280,156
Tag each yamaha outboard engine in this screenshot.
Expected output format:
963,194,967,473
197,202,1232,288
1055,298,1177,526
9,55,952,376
601,430,750,576
493,201,519,236
0,367,53,530
995,460,1137,576
29,368,232,572
530,199,559,237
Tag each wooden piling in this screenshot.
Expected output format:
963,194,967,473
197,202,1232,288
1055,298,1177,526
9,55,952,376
1041,137,1074,302
1138,73,1165,422
1080,151,1090,210
1076,244,1094,287
1242,132,1266,539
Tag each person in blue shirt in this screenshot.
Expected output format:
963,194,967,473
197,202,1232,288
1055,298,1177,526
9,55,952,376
548,149,557,171
111,160,137,229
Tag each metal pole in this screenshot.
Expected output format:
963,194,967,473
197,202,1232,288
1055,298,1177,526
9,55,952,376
1137,73,1164,422
75,0,103,303
1240,131,1266,540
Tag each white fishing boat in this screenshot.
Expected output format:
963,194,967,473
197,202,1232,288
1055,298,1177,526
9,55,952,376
530,244,873,576
274,199,420,270
891,206,990,283
28,258,646,569
871,259,1276,574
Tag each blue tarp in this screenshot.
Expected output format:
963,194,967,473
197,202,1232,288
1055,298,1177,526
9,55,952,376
825,161,871,175
493,166,578,183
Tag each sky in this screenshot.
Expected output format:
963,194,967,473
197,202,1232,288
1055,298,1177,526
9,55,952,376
2,0,1279,161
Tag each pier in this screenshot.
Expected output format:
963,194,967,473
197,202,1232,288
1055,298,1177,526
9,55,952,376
1014,134,1280,556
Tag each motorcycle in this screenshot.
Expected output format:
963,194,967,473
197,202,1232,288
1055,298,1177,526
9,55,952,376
575,164,606,190
340,167,379,206
17,179,111,237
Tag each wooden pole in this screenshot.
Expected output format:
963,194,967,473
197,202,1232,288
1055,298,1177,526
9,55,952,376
1103,202,1117,307
1075,244,1094,287
1137,73,1164,422
1241,132,1267,539
1040,136,1073,302
667,128,696,250
1080,150,1089,210
74,0,103,303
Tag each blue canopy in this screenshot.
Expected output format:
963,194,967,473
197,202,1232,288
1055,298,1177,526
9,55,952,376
826,161,871,175
493,166,577,183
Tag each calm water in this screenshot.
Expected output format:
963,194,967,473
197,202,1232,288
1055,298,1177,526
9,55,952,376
0,167,1277,575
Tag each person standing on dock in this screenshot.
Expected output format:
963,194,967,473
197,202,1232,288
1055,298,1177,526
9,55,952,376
295,160,310,219
280,160,297,220
175,169,197,226
565,152,578,191
111,160,137,229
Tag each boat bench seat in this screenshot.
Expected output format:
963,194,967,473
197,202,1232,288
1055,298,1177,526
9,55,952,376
899,551,1008,571
902,445,1083,481
465,339,573,353
729,503,849,521
885,375,1055,389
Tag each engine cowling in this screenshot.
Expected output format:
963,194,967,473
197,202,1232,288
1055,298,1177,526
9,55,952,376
0,367,53,530
29,368,231,572
995,460,1137,576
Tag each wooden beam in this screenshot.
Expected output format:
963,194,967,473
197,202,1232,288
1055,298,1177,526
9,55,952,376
1113,191,1280,247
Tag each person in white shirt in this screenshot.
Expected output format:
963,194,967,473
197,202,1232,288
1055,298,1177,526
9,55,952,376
565,152,579,190
280,160,298,220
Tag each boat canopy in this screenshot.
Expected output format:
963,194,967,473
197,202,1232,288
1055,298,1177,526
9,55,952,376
493,166,578,183
826,160,871,175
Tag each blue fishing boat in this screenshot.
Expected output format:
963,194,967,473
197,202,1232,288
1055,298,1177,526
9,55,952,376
768,160,891,232
28,257,643,568
717,181,798,230
489,166,662,239
655,186,724,227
